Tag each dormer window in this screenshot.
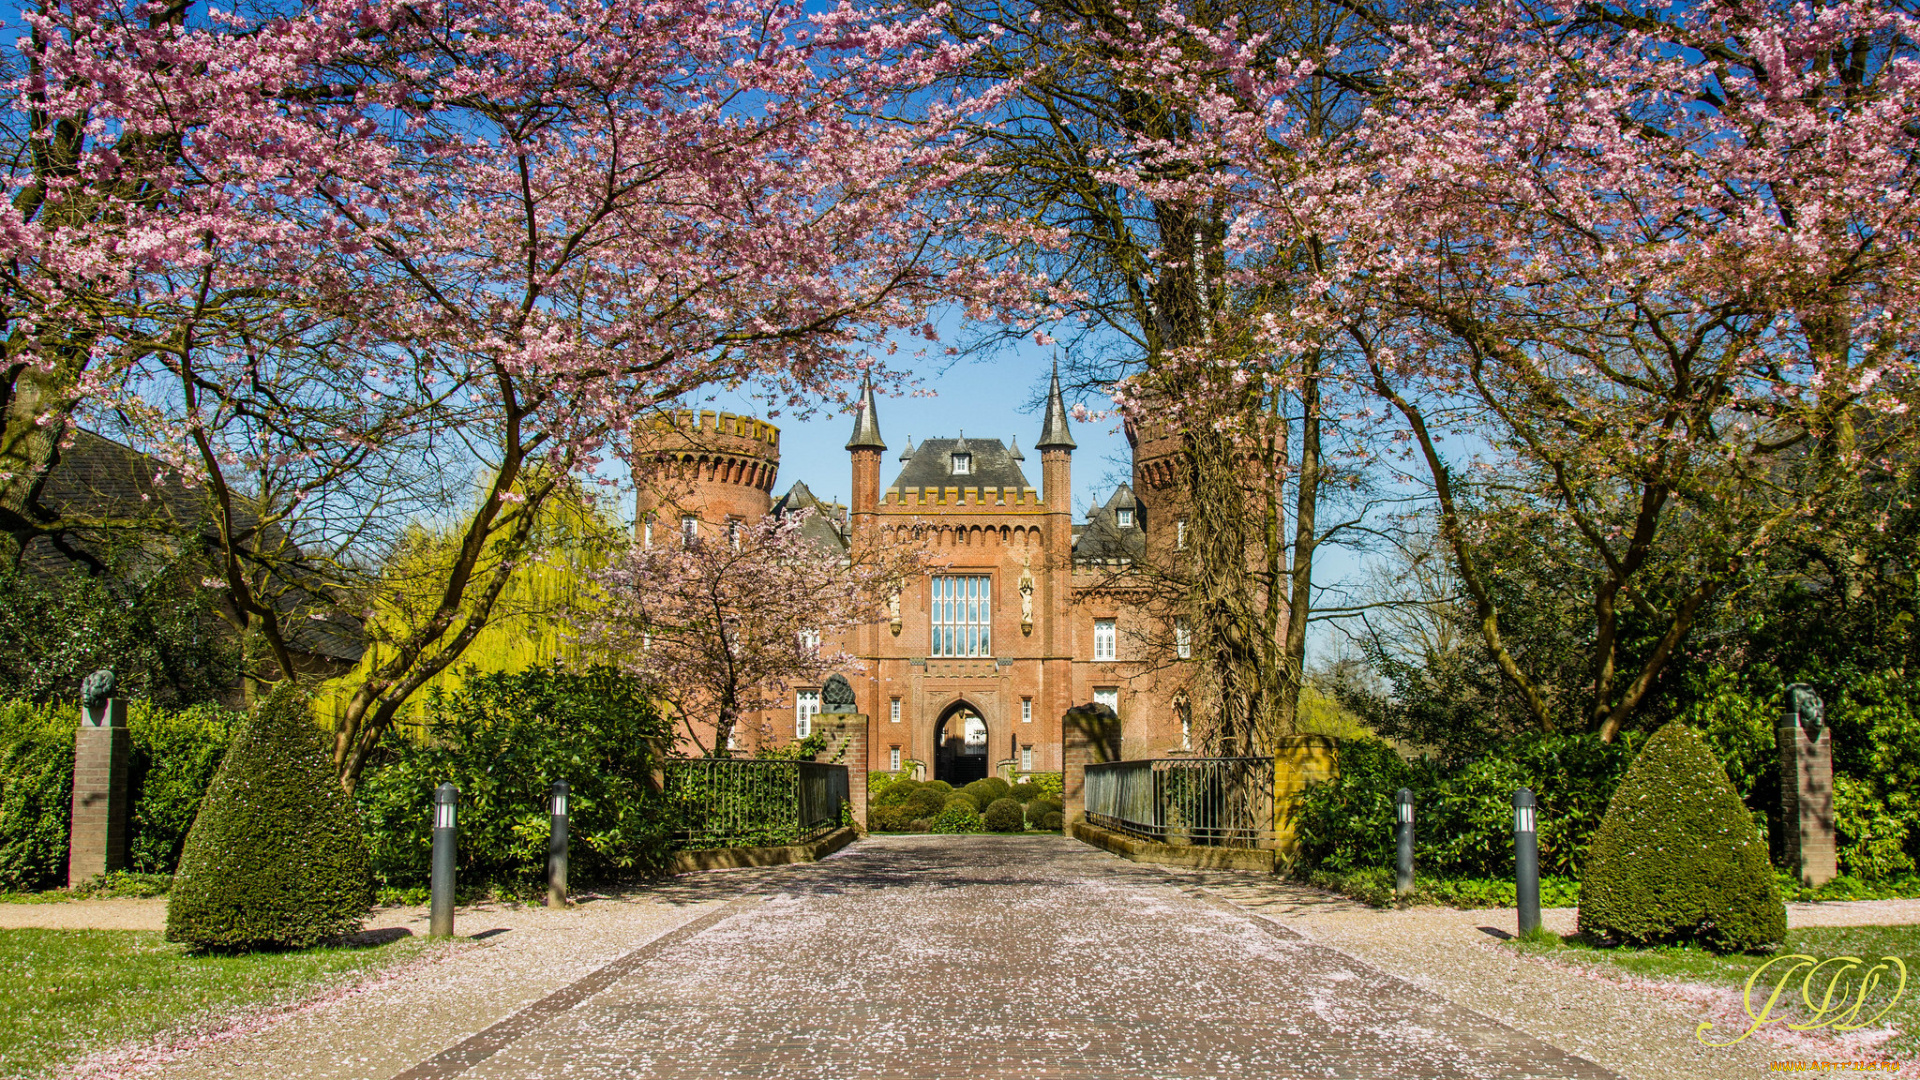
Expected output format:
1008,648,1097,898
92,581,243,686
951,453,972,475
1117,508,1134,528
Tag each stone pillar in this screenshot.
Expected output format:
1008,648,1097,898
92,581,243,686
1061,702,1120,823
1272,736,1338,861
821,713,870,831
1780,684,1836,887
68,697,131,887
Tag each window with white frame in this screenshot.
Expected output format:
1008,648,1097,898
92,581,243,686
642,516,653,548
1021,745,1033,772
727,517,742,550
1093,618,1117,661
1176,518,1188,550
889,746,902,771
890,697,901,723
1117,508,1133,528
930,575,992,657
795,688,820,737
1094,686,1119,716
1021,698,1032,723
681,515,698,547
951,452,972,475
799,628,821,652
1175,619,1191,659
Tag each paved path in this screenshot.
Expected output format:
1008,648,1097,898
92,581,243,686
393,835,1616,1080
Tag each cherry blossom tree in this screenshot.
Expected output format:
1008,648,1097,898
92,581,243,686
8,0,1045,786
1095,0,1920,738
584,511,923,755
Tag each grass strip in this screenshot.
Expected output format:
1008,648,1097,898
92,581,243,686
0,928,428,1079
1509,925,1920,1058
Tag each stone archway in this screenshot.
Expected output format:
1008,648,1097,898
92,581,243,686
933,700,990,785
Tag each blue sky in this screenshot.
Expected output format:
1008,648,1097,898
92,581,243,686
700,342,1137,520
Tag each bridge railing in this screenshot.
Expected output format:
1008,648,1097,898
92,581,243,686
1084,756,1276,849
665,758,848,850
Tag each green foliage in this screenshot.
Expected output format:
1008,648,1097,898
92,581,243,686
0,702,72,891
867,803,915,832
1775,870,1920,902
1579,722,1784,953
1022,772,1064,800
1010,781,1040,801
901,786,950,820
869,771,917,805
1025,796,1063,825
943,793,977,813
354,665,673,889
1292,733,1635,879
126,702,239,873
959,778,1009,810
0,547,241,708
167,685,371,951
929,801,982,833
983,797,1023,832
920,780,952,796
70,871,173,898
1037,810,1064,831
1304,866,1582,909
0,699,238,891
872,777,920,808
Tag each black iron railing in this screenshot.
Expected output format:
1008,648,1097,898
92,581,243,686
665,758,848,850
1084,756,1276,848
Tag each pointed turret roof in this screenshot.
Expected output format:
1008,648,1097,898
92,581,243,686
1035,362,1076,450
845,377,886,451
1007,436,1024,461
899,435,915,462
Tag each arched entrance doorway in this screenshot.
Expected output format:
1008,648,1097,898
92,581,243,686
934,702,990,785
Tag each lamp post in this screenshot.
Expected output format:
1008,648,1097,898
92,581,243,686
1514,787,1540,936
1395,788,1415,897
430,783,458,937
548,779,569,909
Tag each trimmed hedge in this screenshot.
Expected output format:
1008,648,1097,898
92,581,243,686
983,797,1023,832
167,684,371,951
1579,722,1785,953
0,699,238,891
1025,797,1063,826
1038,811,1064,831
930,801,982,833
355,666,674,890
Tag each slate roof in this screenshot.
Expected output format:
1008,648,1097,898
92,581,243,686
22,429,365,662
1073,484,1145,563
771,481,850,555
887,437,1033,492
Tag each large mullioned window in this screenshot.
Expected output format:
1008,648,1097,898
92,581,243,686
930,575,992,657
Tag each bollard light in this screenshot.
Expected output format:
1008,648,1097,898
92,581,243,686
430,782,458,937
1513,787,1541,936
548,779,570,909
1394,787,1415,897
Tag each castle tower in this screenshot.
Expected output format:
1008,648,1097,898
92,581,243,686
632,409,780,541
1035,364,1077,732
847,377,886,526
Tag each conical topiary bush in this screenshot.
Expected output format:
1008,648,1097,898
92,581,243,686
1578,721,1784,953
166,683,370,951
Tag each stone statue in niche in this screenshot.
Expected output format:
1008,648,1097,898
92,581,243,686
821,673,857,714
888,591,902,636
81,669,115,711
1018,561,1035,635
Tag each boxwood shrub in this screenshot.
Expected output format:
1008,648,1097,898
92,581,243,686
1579,722,1785,953
983,797,1023,832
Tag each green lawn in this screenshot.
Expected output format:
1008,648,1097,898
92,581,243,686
0,929,430,1079
1510,925,1920,1056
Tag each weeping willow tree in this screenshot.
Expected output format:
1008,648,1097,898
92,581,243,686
314,477,624,772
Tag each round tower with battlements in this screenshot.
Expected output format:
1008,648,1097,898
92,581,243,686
632,409,780,541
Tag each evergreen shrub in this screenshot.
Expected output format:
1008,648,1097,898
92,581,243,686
1026,797,1064,825
930,801,982,833
944,793,978,813
872,778,921,808
959,779,997,810
166,684,371,951
920,780,952,795
1038,811,1064,831
355,665,674,889
983,797,1023,832
902,786,950,820
867,804,913,832
1010,782,1041,802
1579,722,1785,953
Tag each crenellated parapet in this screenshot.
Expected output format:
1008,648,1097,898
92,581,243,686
633,409,781,527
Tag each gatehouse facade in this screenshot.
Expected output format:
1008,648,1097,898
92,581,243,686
634,370,1196,781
